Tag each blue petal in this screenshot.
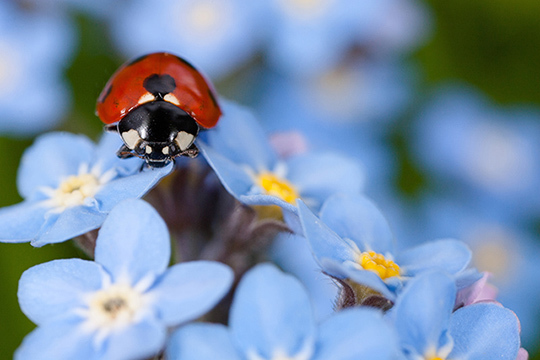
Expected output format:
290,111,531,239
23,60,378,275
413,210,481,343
17,132,94,199
149,261,233,326
15,317,95,360
18,259,106,325
230,264,316,359
323,259,397,300
203,100,277,172
94,199,170,284
397,239,472,276
167,323,241,360
31,205,106,247
92,132,142,175
199,144,254,201
297,199,357,265
314,308,398,360
0,201,48,243
238,193,298,215
448,304,520,360
319,194,395,253
100,316,166,360
393,272,456,357
287,152,364,210
94,163,173,212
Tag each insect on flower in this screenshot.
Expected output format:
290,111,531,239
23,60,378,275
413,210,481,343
96,52,222,168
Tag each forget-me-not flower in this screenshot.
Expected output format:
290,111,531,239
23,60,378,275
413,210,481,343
411,84,540,217
0,132,172,247
298,194,478,301
390,271,521,360
199,100,364,230
166,263,399,360
110,0,268,79
16,199,233,360
0,2,75,136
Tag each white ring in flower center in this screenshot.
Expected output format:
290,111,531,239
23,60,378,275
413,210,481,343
87,283,145,329
41,163,116,211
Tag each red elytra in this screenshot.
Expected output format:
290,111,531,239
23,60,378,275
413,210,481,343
96,52,221,129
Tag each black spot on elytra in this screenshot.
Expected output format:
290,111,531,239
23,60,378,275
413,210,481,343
98,83,113,103
127,54,150,67
143,74,176,97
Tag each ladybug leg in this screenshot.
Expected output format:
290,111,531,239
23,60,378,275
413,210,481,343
116,145,135,159
104,124,118,133
180,143,199,158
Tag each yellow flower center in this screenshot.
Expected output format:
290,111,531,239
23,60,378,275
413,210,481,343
357,251,400,280
87,284,144,329
52,173,101,209
278,0,335,20
257,172,299,205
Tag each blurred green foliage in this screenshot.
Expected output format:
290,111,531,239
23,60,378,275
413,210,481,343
0,1,539,358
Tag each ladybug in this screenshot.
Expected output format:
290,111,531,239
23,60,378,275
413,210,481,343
96,52,221,168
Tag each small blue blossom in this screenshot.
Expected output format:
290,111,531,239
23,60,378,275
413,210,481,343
0,2,75,136
166,263,399,360
199,100,364,229
110,0,268,79
390,271,521,360
0,132,172,246
411,84,540,217
16,199,233,360
264,0,430,77
298,194,478,300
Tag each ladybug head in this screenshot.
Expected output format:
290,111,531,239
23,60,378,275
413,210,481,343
116,101,199,167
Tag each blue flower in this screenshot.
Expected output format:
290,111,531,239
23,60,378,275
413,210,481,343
0,132,172,247
199,100,364,229
390,271,521,360
166,263,399,360
411,193,540,348
0,2,75,136
298,194,478,301
16,199,233,360
411,84,540,217
264,0,430,77
110,0,268,79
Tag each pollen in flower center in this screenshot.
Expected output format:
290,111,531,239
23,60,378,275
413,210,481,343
257,172,300,205
357,251,400,280
52,173,101,209
88,284,144,329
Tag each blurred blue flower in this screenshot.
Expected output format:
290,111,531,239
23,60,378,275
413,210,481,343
0,132,171,247
16,199,233,360
264,0,430,77
411,193,540,348
166,263,399,360
0,2,75,136
411,84,540,218
298,194,477,300
391,271,521,360
110,0,267,79
199,100,364,228
19,0,122,18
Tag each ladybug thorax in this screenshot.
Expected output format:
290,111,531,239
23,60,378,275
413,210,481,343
118,100,199,167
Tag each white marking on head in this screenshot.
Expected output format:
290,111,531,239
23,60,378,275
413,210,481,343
162,146,169,155
145,145,152,154
121,129,142,150
138,92,155,105
175,131,195,150
164,93,180,106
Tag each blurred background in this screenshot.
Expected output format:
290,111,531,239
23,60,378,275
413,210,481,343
0,0,539,357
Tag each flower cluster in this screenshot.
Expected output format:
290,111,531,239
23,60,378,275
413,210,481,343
0,100,526,359
0,0,536,359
